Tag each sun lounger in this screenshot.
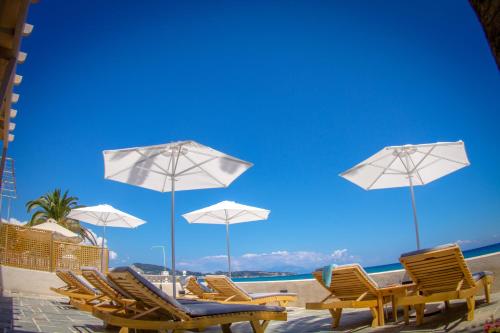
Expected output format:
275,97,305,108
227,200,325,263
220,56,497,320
184,275,225,300
66,266,134,312
396,243,494,325
204,275,297,306
306,264,408,328
91,266,287,333
50,269,99,301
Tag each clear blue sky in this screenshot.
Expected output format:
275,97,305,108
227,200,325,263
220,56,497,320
9,0,500,273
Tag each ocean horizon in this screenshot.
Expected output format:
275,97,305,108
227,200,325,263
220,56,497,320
230,242,500,282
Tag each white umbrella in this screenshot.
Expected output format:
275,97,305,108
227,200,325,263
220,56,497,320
182,200,270,277
102,140,252,296
340,141,470,249
67,204,146,271
33,219,79,238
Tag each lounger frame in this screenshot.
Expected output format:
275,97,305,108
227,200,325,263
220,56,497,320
204,275,297,306
395,244,493,325
306,265,407,328
92,269,286,333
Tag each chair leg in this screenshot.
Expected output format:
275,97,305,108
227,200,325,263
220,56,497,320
377,296,385,326
118,327,128,333
466,296,475,321
369,307,379,328
221,323,232,333
403,306,409,325
250,320,269,333
392,296,398,322
484,281,491,303
416,304,425,325
328,308,342,328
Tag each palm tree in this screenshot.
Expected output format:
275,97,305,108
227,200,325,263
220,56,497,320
26,189,98,245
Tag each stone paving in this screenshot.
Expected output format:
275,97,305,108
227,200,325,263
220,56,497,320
0,291,499,332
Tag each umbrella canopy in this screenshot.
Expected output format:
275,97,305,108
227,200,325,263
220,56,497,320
340,141,470,249
182,200,270,225
103,140,252,296
32,219,79,238
67,204,146,229
182,200,270,277
68,204,146,271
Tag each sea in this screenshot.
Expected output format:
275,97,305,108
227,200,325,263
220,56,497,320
231,242,500,283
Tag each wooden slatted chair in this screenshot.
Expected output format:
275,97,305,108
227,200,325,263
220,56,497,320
305,264,403,328
184,275,224,301
204,275,297,306
67,267,134,312
50,269,99,301
91,266,287,333
396,243,494,325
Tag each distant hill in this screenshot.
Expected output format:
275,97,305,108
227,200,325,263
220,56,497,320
131,263,294,278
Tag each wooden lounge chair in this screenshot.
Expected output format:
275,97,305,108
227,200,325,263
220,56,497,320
395,243,494,325
50,269,99,302
306,264,408,328
204,275,297,306
91,266,287,333
184,275,224,300
69,266,133,312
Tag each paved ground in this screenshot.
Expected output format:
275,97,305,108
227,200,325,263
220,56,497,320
0,291,498,332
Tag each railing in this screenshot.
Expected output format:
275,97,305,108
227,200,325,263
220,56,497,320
0,223,107,273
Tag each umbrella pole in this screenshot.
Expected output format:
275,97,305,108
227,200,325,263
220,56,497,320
408,178,421,250
226,221,231,278
101,224,106,272
170,178,177,298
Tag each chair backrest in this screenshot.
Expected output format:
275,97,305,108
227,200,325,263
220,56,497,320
56,269,96,295
313,264,379,300
81,267,131,300
204,275,251,301
108,266,191,321
399,243,476,295
185,276,211,298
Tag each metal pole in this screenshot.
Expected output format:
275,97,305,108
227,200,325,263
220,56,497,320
171,177,176,298
101,224,106,272
226,221,231,278
408,177,420,250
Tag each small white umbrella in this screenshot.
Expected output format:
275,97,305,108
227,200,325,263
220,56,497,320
103,140,252,296
33,219,79,238
182,200,270,277
67,204,146,271
340,141,470,249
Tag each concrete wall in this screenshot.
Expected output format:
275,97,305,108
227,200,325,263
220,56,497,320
0,265,65,297
0,252,498,307
235,253,500,307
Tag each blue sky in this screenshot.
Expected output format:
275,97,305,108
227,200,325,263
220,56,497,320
8,0,500,273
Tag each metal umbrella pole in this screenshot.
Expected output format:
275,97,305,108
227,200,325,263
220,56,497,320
101,223,107,272
226,220,231,278
170,177,176,297
408,176,420,250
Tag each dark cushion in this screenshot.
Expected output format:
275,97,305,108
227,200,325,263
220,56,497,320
182,302,284,317
472,271,494,282
111,266,190,313
400,244,456,258
249,292,297,299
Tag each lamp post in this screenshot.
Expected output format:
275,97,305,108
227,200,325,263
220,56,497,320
152,245,167,290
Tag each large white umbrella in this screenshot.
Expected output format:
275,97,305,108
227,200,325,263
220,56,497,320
340,141,470,249
102,140,252,296
67,204,146,271
182,200,270,277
